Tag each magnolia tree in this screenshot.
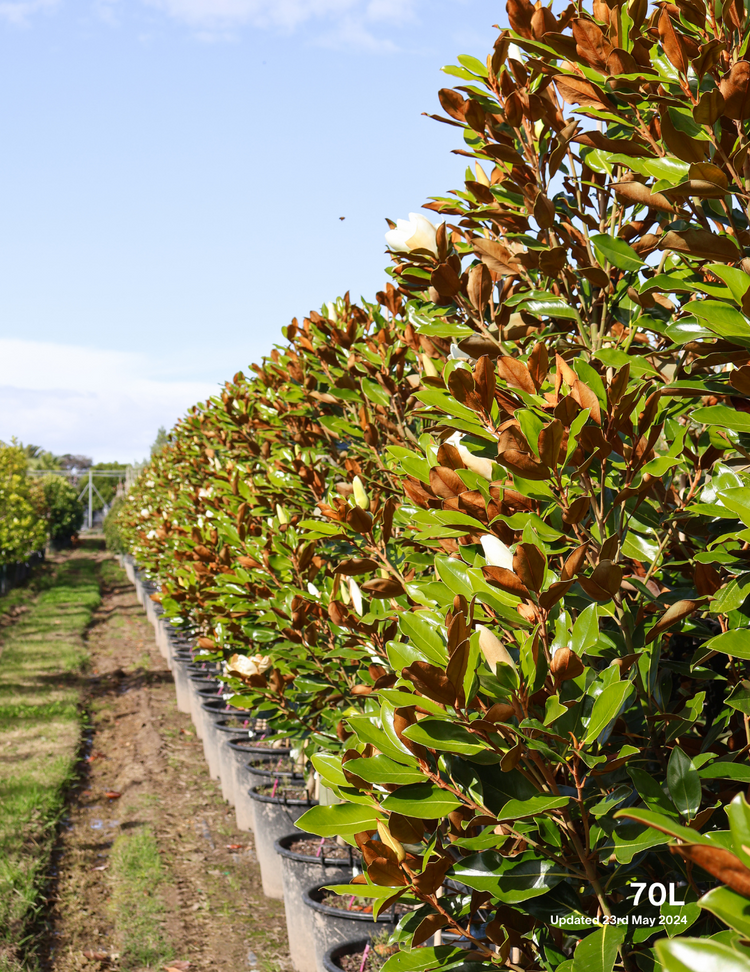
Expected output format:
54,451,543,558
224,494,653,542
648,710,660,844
118,1,750,970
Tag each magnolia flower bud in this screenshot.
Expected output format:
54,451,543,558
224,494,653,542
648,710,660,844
477,625,516,671
276,504,288,524
421,354,439,377
349,577,363,616
474,162,490,187
480,534,514,570
352,475,369,511
385,213,440,256
457,445,494,480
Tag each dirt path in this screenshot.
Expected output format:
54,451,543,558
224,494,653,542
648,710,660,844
42,552,292,972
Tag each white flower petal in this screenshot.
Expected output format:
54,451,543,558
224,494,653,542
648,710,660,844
481,534,514,570
385,213,441,256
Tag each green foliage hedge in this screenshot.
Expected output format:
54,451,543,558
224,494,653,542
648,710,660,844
39,475,84,547
116,3,750,970
0,444,48,565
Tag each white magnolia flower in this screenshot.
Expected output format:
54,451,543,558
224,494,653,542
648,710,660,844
385,213,440,256
325,301,337,321
307,581,320,597
226,653,272,679
349,577,363,616
450,343,471,361
481,534,514,570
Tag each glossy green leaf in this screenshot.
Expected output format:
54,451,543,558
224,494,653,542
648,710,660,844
572,603,599,654
726,683,750,716
452,852,567,901
380,946,470,972
584,680,634,744
613,824,669,863
700,760,750,783
346,716,418,764
704,629,750,659
456,54,489,76
701,886,750,938
591,234,644,272
380,782,461,817
667,747,701,819
402,719,487,755
614,806,713,845
311,752,349,787
572,923,626,972
719,489,750,527
706,265,750,305
326,882,401,899
690,301,750,342
692,406,750,433
495,795,569,821
727,794,750,869
344,755,426,785
296,802,383,837
656,938,750,972
519,297,580,321
398,612,448,665
713,575,750,614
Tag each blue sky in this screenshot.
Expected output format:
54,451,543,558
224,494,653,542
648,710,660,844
0,0,498,461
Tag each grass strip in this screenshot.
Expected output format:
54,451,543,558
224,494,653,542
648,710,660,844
0,548,101,972
109,827,174,970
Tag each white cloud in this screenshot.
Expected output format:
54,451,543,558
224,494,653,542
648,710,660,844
0,0,420,44
313,14,398,51
0,0,59,25
92,0,120,26
0,339,216,463
144,0,419,38
145,0,359,30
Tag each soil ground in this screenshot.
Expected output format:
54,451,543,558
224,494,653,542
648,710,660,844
34,544,292,972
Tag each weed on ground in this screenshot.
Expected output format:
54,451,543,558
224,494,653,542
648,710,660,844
109,827,174,969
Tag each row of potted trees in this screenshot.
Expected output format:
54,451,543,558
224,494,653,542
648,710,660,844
114,3,750,970
126,558,394,971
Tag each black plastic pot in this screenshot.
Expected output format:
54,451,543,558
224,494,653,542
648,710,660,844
249,786,317,899
229,740,290,831
275,834,357,972
171,656,194,714
215,715,255,799
189,680,221,737
200,699,254,784
303,885,398,972
322,940,368,972
199,697,235,779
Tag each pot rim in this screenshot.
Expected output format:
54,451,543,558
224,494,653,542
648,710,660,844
322,938,370,971
302,884,395,923
227,740,290,754
200,697,243,713
215,719,256,732
249,785,317,807
274,832,358,866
